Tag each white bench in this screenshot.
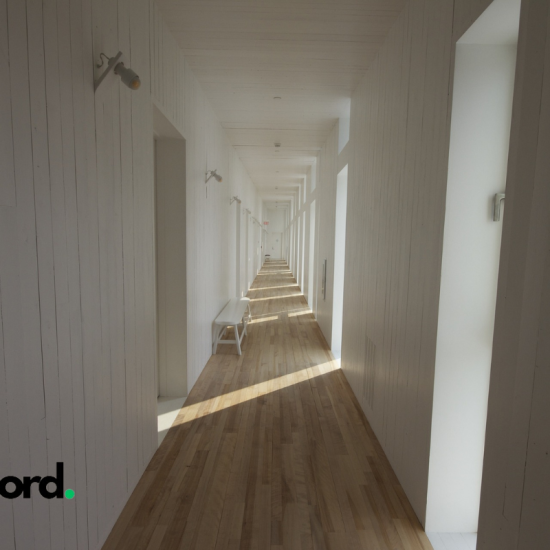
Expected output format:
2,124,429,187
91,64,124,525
212,297,252,355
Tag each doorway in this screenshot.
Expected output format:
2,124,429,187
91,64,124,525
246,210,252,291
301,212,306,292
308,200,316,312
154,105,188,444
426,0,520,539
294,219,302,278
332,166,348,358
268,232,282,259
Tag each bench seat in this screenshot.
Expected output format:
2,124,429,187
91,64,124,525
212,297,251,355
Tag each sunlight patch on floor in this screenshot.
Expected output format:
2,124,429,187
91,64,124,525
248,315,279,324
249,293,303,302
157,396,186,446
174,361,339,426
248,284,300,291
288,309,312,318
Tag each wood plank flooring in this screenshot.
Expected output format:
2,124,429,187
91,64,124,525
103,261,433,550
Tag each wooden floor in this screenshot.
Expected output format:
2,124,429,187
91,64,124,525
103,261,433,550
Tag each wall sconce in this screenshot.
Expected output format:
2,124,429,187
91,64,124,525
206,169,223,183
230,196,241,205
94,52,141,92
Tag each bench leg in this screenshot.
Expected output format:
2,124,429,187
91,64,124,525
243,304,251,336
213,325,225,355
234,325,242,355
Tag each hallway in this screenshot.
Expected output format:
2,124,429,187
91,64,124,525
103,261,432,550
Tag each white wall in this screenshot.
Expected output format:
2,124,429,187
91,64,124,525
331,166,348,355
308,200,317,310
426,43,516,533
340,0,550,543
314,124,340,344
284,126,338,340
265,208,286,233
0,1,157,547
284,158,333,323
283,121,343,348
155,135,188,398
150,6,260,389
340,0,498,526
0,2,259,548
478,1,550,548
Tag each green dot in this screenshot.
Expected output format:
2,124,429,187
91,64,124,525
65,489,75,500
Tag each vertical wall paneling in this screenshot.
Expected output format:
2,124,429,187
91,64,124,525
314,124,339,345
0,1,259,548
6,0,48,547
9,0,550,546
339,0,497,525
0,0,15,207
28,0,64,545
478,1,550,548
149,4,260,391
283,132,337,347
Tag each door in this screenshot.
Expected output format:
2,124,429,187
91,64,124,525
268,232,282,259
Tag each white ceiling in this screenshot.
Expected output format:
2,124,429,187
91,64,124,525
157,0,408,206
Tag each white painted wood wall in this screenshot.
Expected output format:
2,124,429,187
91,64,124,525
0,0,157,547
0,1,259,548
150,5,260,389
339,0,550,545
314,124,339,345
339,0,502,526
285,158,330,328
477,1,550,548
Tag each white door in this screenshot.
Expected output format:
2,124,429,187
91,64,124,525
268,232,282,259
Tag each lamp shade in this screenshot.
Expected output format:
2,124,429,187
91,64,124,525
115,62,141,90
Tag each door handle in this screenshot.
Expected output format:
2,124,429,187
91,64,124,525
493,193,505,222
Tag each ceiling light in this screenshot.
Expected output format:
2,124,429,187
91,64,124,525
274,96,282,100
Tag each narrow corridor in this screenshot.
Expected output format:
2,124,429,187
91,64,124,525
103,261,432,550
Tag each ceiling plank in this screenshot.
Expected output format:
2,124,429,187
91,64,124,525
157,0,407,188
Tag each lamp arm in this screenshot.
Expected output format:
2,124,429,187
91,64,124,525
94,51,122,92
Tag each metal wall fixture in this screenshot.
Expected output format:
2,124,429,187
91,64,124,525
206,169,223,184
94,52,141,91
493,193,505,221
321,259,327,301
230,196,241,205
251,217,267,233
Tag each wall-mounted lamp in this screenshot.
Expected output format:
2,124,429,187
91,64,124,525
206,169,223,184
95,52,141,92
230,196,241,205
